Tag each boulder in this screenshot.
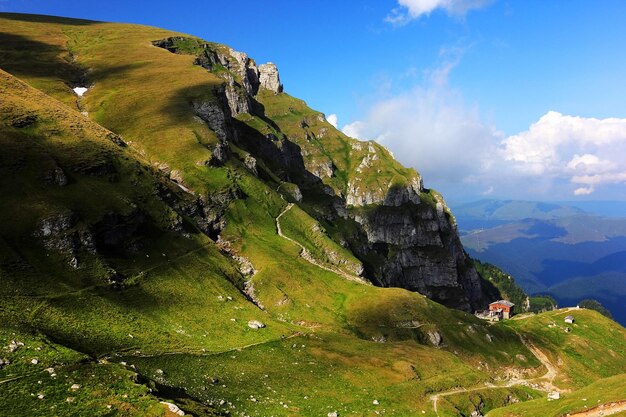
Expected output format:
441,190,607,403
160,401,185,416
44,166,68,186
248,320,266,329
427,330,443,347
244,154,257,175
548,391,560,400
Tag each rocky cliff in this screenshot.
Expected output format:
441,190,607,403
154,38,493,311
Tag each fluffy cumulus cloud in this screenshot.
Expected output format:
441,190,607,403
343,98,626,198
342,46,626,199
501,112,626,195
342,84,500,186
386,0,492,25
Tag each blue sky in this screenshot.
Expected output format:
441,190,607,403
3,0,626,201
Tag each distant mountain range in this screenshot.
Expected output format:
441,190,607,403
453,199,626,325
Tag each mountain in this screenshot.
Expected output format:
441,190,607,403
1,13,625,417
556,200,626,218
454,200,626,325
451,199,585,230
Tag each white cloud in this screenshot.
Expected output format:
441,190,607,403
571,172,626,186
342,120,368,140
326,114,338,128
500,112,626,195
566,154,616,175
341,82,500,185
574,186,594,196
344,97,626,198
386,0,492,25
343,45,626,200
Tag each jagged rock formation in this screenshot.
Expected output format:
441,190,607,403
153,37,282,116
258,63,282,94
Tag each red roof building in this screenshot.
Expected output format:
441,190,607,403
489,300,515,319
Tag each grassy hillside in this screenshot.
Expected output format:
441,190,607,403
488,373,626,417
1,13,625,417
503,308,626,390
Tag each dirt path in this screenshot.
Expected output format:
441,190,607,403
430,332,563,415
122,332,303,360
0,370,48,386
521,337,559,391
430,386,482,415
568,401,626,417
275,203,366,284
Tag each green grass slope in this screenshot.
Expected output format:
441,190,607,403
504,308,626,390
487,373,626,417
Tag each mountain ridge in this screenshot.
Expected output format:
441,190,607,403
0,13,625,417
0,12,494,311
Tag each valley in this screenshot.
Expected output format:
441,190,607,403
455,200,626,325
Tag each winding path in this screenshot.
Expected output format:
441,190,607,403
430,332,563,415
121,332,302,360
519,335,560,392
275,203,366,284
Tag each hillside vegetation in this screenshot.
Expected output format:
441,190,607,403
0,13,625,416
458,202,626,325
474,260,557,313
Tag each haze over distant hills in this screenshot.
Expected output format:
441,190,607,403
453,199,626,325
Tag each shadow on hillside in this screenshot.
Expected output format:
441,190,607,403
0,12,99,25
249,96,281,133
88,61,149,84
0,32,149,90
159,81,222,126
0,32,82,82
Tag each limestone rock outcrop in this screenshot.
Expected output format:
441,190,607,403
192,93,233,143
345,189,486,311
258,63,283,94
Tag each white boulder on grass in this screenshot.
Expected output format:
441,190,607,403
160,401,185,416
248,320,266,329
548,391,560,400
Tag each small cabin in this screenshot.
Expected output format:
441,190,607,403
564,315,575,324
489,300,515,319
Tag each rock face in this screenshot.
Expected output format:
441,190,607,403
192,94,233,144
346,177,422,207
258,63,283,94
348,192,486,311
228,48,261,96
154,38,283,116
